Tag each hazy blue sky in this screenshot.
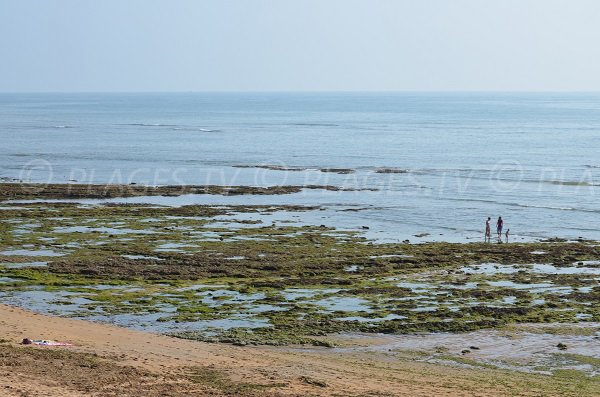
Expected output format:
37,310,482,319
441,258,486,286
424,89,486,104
1,0,599,92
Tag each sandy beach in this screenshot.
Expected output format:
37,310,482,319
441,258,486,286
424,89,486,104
1,303,598,396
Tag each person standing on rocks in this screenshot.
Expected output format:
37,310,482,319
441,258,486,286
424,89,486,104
485,217,491,242
496,216,504,239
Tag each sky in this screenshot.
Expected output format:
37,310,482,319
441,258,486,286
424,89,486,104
1,0,599,92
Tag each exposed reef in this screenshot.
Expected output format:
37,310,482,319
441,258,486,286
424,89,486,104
0,183,372,200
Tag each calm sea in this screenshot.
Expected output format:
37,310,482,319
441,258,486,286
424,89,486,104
1,92,599,242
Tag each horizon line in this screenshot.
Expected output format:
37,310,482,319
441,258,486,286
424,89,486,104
2,89,600,95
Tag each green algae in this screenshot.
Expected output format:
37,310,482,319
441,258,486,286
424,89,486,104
1,200,600,346
0,183,355,200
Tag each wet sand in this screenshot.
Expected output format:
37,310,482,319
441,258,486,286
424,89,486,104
1,304,597,396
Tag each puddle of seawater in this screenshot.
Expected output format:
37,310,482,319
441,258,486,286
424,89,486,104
247,304,287,313
410,305,439,312
445,282,479,290
225,235,273,242
82,284,130,291
175,284,228,292
396,282,434,292
0,287,271,333
487,280,566,292
575,260,600,266
12,223,41,235
140,217,164,223
489,280,573,295
54,226,156,235
154,243,195,252
122,254,164,261
531,263,600,275
532,298,546,305
502,296,517,304
461,263,518,275
336,313,407,323
0,277,19,284
326,324,600,375
313,296,373,313
1,261,48,269
369,254,414,259
462,263,600,276
0,289,93,315
578,286,594,293
190,231,228,241
88,312,271,333
0,249,65,257
190,290,267,308
281,288,341,301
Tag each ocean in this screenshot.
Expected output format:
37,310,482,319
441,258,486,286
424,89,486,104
1,92,599,242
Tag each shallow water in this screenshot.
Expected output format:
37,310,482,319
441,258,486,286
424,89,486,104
0,287,272,333
0,249,65,257
154,243,195,252
1,261,48,269
2,92,600,242
281,288,340,301
462,262,600,275
122,254,164,261
0,277,18,284
328,324,600,375
314,296,373,313
486,280,572,294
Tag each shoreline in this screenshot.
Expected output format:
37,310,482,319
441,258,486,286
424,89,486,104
0,182,589,244
1,183,599,394
1,303,597,396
